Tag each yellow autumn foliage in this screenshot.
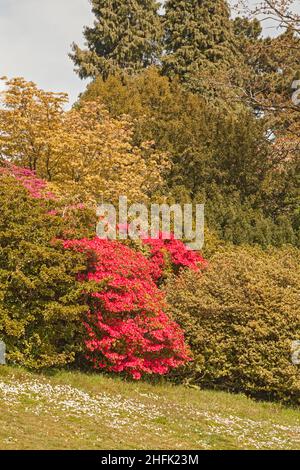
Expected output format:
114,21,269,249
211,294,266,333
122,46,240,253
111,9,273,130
0,77,169,204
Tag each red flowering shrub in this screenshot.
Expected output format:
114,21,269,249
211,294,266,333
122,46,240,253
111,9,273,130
117,225,207,281
141,232,207,281
64,238,191,379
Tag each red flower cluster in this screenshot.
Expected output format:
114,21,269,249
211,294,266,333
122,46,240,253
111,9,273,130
0,163,55,199
64,238,191,379
141,232,207,281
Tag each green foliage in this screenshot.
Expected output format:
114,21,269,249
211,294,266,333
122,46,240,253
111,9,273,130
165,246,300,403
162,0,241,98
81,69,299,247
197,187,299,248
81,69,266,196
200,228,229,260
233,16,262,40
0,175,92,369
80,68,215,201
70,0,162,79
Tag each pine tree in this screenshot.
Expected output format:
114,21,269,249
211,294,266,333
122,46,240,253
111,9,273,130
233,16,262,41
162,0,241,96
70,0,162,80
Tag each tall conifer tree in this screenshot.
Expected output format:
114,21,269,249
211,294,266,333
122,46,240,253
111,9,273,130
70,0,162,79
162,0,240,96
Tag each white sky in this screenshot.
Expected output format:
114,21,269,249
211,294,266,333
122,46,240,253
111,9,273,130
0,0,93,104
0,1,299,105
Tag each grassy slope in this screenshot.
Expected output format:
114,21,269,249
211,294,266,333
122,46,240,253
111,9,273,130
0,366,299,450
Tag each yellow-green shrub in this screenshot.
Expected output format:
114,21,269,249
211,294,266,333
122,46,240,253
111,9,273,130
165,246,300,403
0,172,92,369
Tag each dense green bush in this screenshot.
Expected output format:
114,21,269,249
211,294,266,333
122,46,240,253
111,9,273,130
0,174,92,369
196,187,299,248
165,246,300,403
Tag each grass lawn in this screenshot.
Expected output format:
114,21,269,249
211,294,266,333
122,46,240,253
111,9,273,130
0,365,299,450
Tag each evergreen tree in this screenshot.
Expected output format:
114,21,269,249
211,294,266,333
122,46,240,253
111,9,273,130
233,16,262,41
70,0,162,80
162,0,241,97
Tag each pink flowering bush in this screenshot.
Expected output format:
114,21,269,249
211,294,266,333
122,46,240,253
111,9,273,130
0,161,96,238
0,163,56,199
64,238,191,379
116,225,207,282
141,232,207,282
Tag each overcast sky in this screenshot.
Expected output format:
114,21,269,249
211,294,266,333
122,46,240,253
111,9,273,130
0,0,93,104
0,1,299,106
